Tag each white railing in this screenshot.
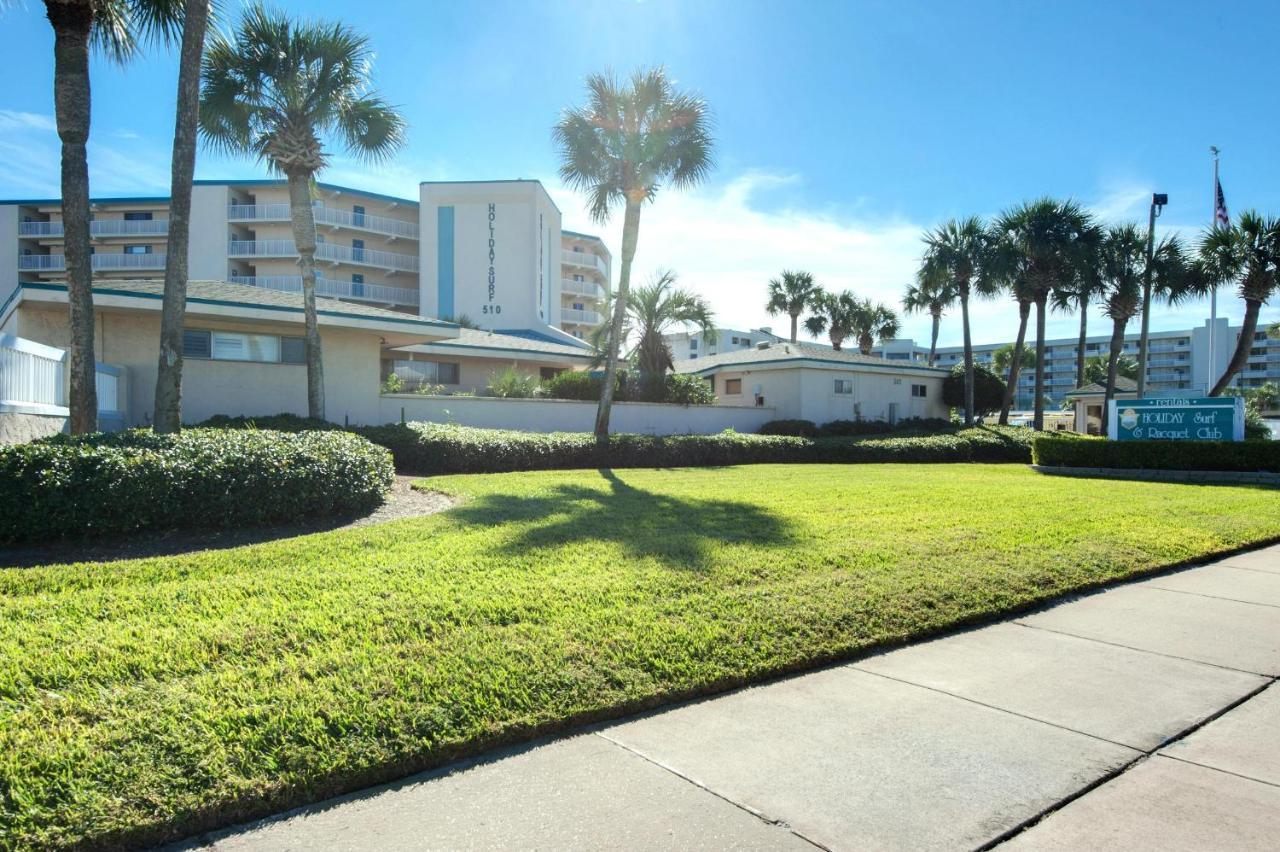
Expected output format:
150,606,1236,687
227,239,418,272
561,278,606,299
95,363,122,416
228,203,418,239
19,219,170,238
561,250,608,275
17,252,167,271
229,274,419,306
0,333,65,411
560,307,602,325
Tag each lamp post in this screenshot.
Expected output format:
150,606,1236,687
1136,192,1167,398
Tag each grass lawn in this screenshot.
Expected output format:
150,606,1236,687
2,464,1278,848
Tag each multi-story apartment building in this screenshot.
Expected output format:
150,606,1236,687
1,178,610,344
873,317,1280,407
665,326,789,361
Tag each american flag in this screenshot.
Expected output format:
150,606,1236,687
1215,178,1230,228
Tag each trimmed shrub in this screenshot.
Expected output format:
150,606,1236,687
0,428,395,543
196,413,341,432
759,419,820,438
541,370,630,402
359,422,1034,476
942,364,1007,417
818,417,953,437
659,373,717,405
1032,434,1280,472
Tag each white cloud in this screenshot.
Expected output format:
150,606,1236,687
0,111,57,133
0,109,168,197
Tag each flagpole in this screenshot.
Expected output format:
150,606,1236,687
1209,146,1220,393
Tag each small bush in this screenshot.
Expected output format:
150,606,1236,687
818,417,954,437
760,419,820,438
541,370,627,401
381,373,405,394
942,364,1007,417
486,365,540,398
0,428,394,543
658,373,717,405
1032,434,1280,472
195,413,341,432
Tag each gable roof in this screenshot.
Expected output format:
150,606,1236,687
395,327,594,362
1063,376,1139,397
674,340,949,375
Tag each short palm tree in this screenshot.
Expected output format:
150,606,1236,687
920,216,996,426
901,265,956,366
849,298,900,355
995,199,1093,430
766,270,820,343
41,0,187,432
1197,211,1280,395
804,289,858,351
626,270,716,376
200,4,406,420
554,67,714,440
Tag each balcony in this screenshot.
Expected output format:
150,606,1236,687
561,250,608,275
18,252,166,272
19,219,170,238
227,203,418,240
560,278,606,300
1148,357,1188,367
227,240,418,273
229,274,419,307
560,307,602,325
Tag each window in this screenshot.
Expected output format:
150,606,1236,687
351,274,365,284
834,379,853,395
281,337,306,364
123,244,152,254
689,338,698,350
724,378,742,395
573,274,584,282
388,359,461,387
123,211,153,221
352,238,365,262
912,384,927,398
182,330,211,359
181,328,304,364
352,204,366,227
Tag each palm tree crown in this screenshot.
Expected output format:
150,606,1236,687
849,298,900,355
766,270,820,343
606,270,717,376
804,289,858,351
901,266,956,365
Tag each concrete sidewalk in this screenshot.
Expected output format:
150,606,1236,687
183,544,1280,851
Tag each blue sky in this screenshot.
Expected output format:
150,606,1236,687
2,0,1277,345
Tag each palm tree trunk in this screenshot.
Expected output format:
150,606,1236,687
789,312,798,344
1033,293,1048,430
961,284,974,426
1101,316,1128,435
287,171,325,419
595,198,641,440
1075,294,1088,390
999,300,1031,425
859,333,873,355
1210,298,1261,396
46,0,97,434
928,308,940,366
153,0,211,433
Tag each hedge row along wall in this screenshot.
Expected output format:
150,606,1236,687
1032,435,1280,473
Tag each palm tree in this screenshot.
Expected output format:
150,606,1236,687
1052,223,1106,390
920,216,996,426
1197,211,1280,395
995,199,1093,430
626,270,716,376
986,233,1036,424
804,289,858,351
849,298,900,355
1095,224,1147,433
41,0,185,432
765,270,819,343
553,67,714,441
153,0,212,433
1083,353,1137,385
200,4,406,420
901,266,955,366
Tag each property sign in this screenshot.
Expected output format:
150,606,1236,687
1107,397,1245,442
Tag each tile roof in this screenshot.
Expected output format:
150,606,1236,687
674,340,949,374
403,327,594,360
1063,376,1139,396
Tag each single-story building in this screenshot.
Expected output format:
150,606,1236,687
1062,377,1139,435
386,327,593,394
673,341,950,424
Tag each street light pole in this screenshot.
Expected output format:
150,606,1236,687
1136,192,1167,398
1209,146,1221,392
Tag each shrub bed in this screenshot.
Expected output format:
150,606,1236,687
1032,434,1280,472
358,422,1034,476
0,428,394,543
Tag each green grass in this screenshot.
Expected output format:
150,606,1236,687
2,464,1278,849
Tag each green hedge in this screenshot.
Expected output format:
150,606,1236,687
1032,434,1280,472
357,422,1034,476
0,428,394,544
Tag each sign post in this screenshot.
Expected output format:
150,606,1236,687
1107,397,1245,442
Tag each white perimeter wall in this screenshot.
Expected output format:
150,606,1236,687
379,394,777,435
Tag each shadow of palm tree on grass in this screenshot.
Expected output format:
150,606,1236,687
442,468,798,571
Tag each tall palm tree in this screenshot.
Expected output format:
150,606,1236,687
42,0,185,432
554,67,714,440
200,3,406,420
995,199,1093,430
1096,224,1147,433
765,270,819,343
153,0,212,433
1052,223,1106,390
920,216,995,426
849,298,900,355
804,289,858,351
901,265,955,366
986,233,1037,424
1198,211,1280,395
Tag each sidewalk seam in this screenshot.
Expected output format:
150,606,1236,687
1140,583,1280,610
1008,620,1274,676
1157,752,1280,790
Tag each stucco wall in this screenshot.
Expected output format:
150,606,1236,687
380,394,777,435
0,411,66,444
708,365,948,424
385,351,581,394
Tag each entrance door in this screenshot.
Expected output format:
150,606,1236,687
888,402,899,425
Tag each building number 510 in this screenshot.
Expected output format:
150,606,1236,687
482,305,502,314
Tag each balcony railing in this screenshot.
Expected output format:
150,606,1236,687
227,203,418,239
18,252,166,271
227,239,418,273
229,274,419,306
19,219,170,238
561,250,608,275
560,307,602,325
560,278,606,300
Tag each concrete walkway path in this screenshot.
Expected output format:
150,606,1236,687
183,544,1280,851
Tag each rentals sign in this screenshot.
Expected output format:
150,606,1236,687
1107,397,1245,442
